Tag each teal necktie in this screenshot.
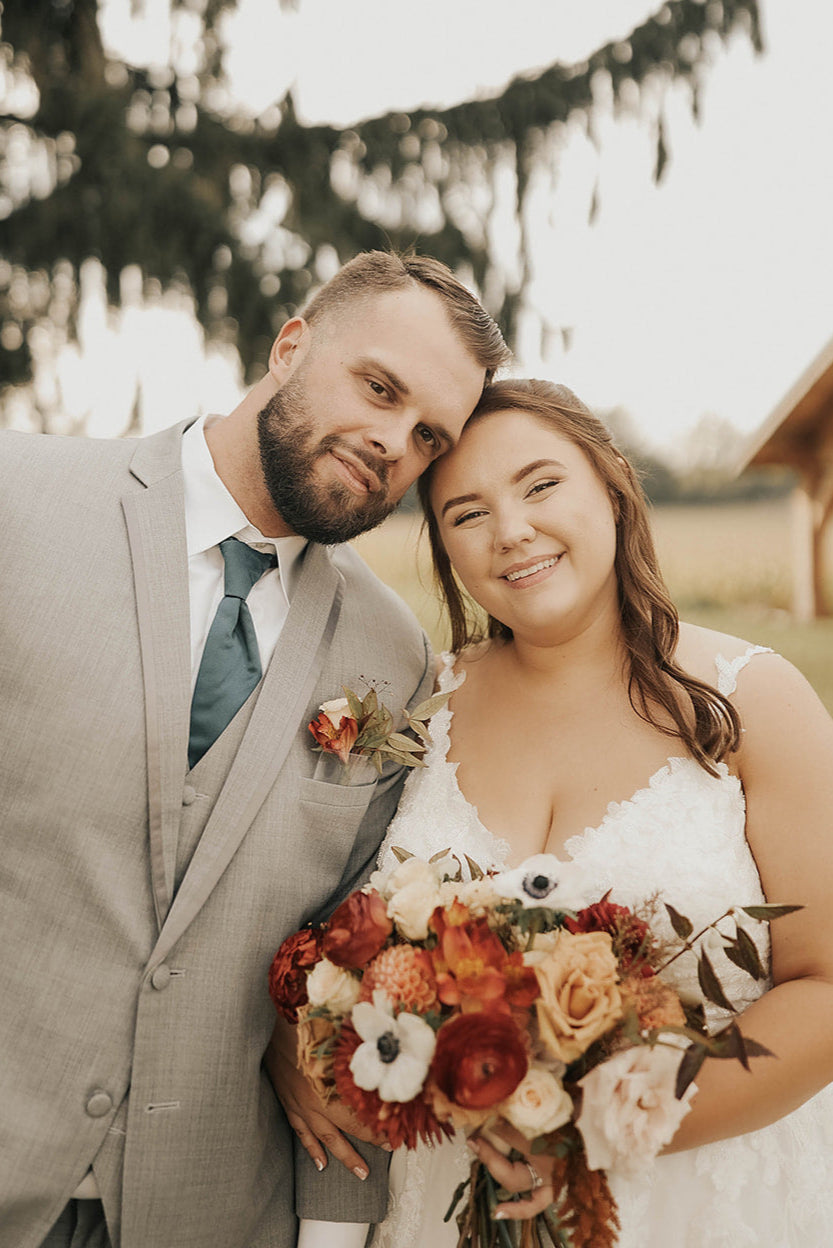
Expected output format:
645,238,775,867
188,537,277,769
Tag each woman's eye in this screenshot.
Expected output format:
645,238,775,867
452,508,486,526
368,379,388,398
528,478,559,497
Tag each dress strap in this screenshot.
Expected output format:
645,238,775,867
715,644,774,696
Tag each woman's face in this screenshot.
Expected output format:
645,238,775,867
430,409,619,644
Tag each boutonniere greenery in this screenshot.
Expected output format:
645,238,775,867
308,686,451,775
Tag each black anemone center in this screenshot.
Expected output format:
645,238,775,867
377,1031,400,1064
524,872,555,900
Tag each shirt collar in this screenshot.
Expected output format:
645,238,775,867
181,414,308,600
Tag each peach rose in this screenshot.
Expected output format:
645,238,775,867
533,930,623,1063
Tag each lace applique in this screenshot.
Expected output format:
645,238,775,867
715,644,773,696
376,653,510,876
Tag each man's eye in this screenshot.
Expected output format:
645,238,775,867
416,425,439,449
368,379,388,397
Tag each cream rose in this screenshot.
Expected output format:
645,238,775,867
387,879,442,940
501,1064,573,1139
306,958,361,1013
534,930,623,1063
319,697,351,727
576,1044,697,1176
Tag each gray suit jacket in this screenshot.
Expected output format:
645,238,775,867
0,422,433,1248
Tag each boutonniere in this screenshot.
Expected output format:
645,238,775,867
308,685,451,778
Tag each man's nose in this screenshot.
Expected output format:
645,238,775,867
365,412,411,461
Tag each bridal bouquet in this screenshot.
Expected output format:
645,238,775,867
269,851,796,1248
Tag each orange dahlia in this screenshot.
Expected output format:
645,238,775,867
333,1020,452,1150
359,945,438,1012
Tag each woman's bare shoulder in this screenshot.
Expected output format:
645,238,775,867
674,620,771,684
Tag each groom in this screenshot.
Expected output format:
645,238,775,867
0,250,509,1248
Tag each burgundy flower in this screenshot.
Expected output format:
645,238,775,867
566,897,653,972
322,890,393,969
268,927,322,1023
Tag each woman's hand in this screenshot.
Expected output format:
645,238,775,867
468,1124,557,1220
265,1015,389,1179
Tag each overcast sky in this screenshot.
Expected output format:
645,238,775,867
91,1,833,455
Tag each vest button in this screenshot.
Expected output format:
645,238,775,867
182,785,197,806
151,965,172,990
86,1091,113,1118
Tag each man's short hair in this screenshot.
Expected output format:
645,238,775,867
301,250,511,383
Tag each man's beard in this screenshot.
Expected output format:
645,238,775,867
256,378,397,545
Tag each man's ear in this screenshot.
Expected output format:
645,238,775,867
268,317,310,384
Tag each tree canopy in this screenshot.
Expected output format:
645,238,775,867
0,0,762,400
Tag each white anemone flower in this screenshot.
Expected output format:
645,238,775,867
493,854,592,911
349,991,436,1103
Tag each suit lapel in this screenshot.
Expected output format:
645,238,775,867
148,541,344,966
122,423,193,930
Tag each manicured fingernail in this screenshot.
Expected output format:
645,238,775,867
381,1142,393,1152
314,1158,325,1172
494,1212,508,1221
467,1139,480,1153
353,1165,369,1180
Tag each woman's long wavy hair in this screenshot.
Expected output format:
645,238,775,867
418,379,740,774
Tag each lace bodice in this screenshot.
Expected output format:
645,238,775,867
378,646,771,1026
373,644,833,1248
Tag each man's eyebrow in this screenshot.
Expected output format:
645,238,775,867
441,460,566,517
356,357,410,398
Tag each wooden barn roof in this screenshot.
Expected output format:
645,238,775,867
741,333,833,470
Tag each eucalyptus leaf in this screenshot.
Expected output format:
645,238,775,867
697,948,736,1012
664,903,693,940
724,925,764,980
675,1045,706,1098
410,690,453,721
741,904,803,921
343,688,364,721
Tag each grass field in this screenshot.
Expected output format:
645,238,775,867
352,496,833,714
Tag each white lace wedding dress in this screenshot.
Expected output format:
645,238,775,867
370,647,833,1248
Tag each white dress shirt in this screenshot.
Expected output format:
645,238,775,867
182,413,308,687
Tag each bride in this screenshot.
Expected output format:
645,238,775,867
294,379,833,1246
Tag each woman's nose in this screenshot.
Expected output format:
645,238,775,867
493,509,536,551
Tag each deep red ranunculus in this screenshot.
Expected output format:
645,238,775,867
322,890,393,969
430,1012,528,1109
268,927,322,1023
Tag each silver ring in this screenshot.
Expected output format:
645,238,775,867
524,1161,545,1191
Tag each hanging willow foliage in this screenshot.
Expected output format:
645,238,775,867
0,0,761,393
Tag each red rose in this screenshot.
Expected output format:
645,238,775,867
566,897,652,972
431,1012,528,1109
322,890,393,969
268,927,322,1023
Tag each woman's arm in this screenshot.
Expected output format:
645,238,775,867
663,651,833,1149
